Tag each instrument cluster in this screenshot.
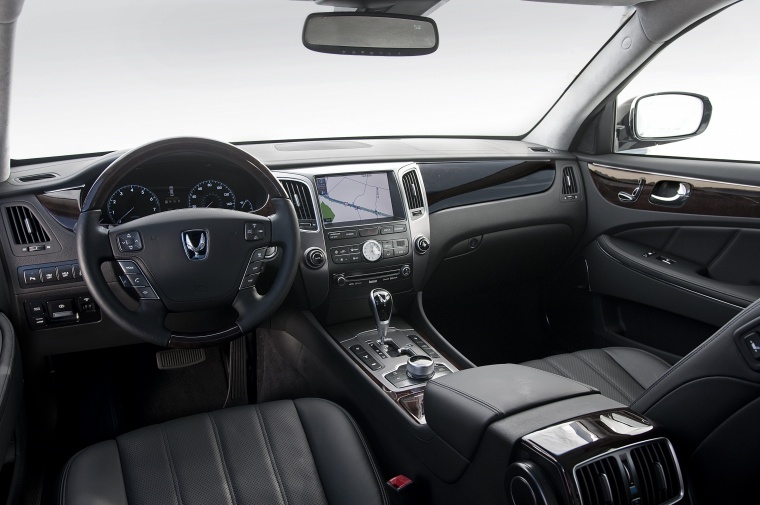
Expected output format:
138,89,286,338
99,154,267,225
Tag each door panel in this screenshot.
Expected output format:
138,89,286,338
573,155,760,358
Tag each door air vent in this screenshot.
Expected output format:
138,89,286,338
401,170,425,217
561,166,580,202
630,440,681,505
5,205,51,246
281,179,318,231
576,456,628,505
16,172,58,183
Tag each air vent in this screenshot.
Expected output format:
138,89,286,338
630,440,681,505
16,173,57,183
281,179,318,231
402,170,424,217
5,206,51,246
576,456,628,505
561,166,580,202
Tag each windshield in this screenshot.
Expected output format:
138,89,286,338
10,0,628,160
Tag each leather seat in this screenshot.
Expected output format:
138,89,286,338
521,347,671,405
59,398,388,505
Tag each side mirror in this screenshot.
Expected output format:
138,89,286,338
617,92,712,151
302,13,438,56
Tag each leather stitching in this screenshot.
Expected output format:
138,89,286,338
574,352,636,403
546,354,631,401
159,424,185,505
598,236,755,304
603,348,669,389
255,406,290,505
427,381,501,414
209,413,238,505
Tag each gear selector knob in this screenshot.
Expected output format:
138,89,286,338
369,288,393,346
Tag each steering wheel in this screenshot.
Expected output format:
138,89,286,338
77,137,300,348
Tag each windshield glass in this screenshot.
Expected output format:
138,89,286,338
10,0,628,159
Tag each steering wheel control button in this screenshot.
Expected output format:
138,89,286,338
133,287,158,299
240,274,259,290
118,261,142,275
246,262,263,276
126,274,148,287
264,247,278,259
117,231,143,252
244,222,266,242
250,248,267,262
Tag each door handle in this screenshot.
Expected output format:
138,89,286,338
649,181,690,206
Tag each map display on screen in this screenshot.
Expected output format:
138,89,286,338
315,173,394,224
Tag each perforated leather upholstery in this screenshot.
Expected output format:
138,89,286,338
521,347,670,405
59,399,388,505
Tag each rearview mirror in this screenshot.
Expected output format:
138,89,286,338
303,13,438,56
630,92,712,141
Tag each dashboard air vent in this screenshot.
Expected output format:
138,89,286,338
16,173,57,183
281,179,318,231
576,456,627,505
402,170,424,216
630,440,680,505
5,205,50,246
561,166,580,201
530,146,551,152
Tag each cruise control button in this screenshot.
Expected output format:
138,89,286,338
23,269,41,285
246,262,263,275
40,267,58,283
250,248,266,262
133,287,158,299
118,261,141,274
240,274,258,289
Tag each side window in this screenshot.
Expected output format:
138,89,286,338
615,1,759,162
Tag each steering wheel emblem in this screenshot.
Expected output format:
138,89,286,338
182,230,208,260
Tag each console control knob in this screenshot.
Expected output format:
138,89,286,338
335,275,346,287
304,247,326,269
406,355,435,380
414,236,430,255
401,265,411,277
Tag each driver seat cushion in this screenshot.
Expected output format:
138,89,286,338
59,398,388,505
521,347,671,405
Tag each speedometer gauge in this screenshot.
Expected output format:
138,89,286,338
107,185,161,224
188,180,236,209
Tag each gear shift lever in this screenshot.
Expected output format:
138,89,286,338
369,288,393,348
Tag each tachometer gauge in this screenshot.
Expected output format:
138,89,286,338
107,185,161,224
188,180,236,209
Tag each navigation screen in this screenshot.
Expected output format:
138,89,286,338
315,172,396,225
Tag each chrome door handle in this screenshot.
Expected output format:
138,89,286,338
650,181,690,205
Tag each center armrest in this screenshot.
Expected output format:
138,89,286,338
424,364,599,460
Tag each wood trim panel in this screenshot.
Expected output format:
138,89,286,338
588,163,760,218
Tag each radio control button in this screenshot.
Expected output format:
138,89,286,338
334,254,351,264
380,225,394,234
359,227,379,237
393,224,407,233
349,245,361,253
350,254,362,263
343,230,358,239
328,232,342,240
